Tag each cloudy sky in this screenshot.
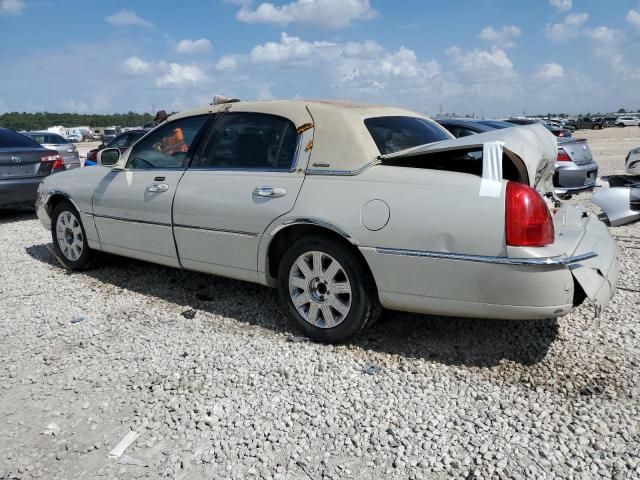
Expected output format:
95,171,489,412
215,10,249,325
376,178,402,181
1,0,639,116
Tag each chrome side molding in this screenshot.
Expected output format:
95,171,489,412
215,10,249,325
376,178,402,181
374,247,598,266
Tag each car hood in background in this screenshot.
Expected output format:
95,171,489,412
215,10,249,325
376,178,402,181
379,124,557,197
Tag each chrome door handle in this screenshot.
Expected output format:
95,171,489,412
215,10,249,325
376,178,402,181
146,183,169,193
253,186,286,198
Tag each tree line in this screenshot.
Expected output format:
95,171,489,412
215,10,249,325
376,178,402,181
0,111,155,131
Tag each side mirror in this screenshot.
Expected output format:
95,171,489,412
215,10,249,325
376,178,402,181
97,148,121,167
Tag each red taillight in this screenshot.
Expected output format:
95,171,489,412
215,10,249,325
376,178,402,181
556,148,571,162
41,152,64,170
505,182,555,247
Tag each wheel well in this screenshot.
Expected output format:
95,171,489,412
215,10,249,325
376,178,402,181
47,194,71,214
266,224,376,286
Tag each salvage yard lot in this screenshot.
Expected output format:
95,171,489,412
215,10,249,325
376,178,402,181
1,128,639,479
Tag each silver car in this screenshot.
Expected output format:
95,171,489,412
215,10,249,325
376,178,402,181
24,132,81,170
554,138,598,195
35,100,618,343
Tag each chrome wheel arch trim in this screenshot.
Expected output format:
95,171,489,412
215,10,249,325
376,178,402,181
269,218,359,246
374,247,598,266
41,189,85,217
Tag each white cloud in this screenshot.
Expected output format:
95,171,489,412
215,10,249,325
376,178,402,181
546,12,588,43
237,0,376,29
0,0,23,15
627,9,640,29
478,25,522,48
549,0,572,13
106,9,153,28
122,57,154,75
215,55,238,72
250,32,336,64
445,46,519,99
122,56,207,87
175,38,213,54
534,63,564,80
156,64,206,87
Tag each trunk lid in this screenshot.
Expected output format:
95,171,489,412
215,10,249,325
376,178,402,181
0,147,51,179
558,138,593,165
379,124,557,197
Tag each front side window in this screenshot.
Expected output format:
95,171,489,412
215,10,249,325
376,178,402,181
364,116,452,155
197,112,298,170
126,116,208,169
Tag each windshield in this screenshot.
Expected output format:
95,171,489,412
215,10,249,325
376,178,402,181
364,116,452,155
104,129,117,136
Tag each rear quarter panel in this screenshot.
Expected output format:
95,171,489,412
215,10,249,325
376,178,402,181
284,165,507,255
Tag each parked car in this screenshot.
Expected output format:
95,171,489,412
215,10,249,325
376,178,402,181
603,116,618,128
35,101,618,343
616,116,640,127
436,118,515,137
1,128,64,208
625,145,640,175
554,138,599,195
565,117,605,130
545,120,575,132
23,132,81,170
504,118,572,138
101,127,121,143
439,119,597,195
86,129,148,163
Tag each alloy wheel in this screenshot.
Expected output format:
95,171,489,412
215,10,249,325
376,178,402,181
288,251,352,328
56,211,84,261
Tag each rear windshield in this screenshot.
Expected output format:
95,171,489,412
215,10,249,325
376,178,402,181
27,133,66,144
0,129,41,148
364,116,451,155
104,129,117,135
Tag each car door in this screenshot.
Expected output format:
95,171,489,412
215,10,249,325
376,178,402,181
92,115,209,267
173,111,308,282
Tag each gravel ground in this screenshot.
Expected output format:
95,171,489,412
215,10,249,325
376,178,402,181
1,127,639,480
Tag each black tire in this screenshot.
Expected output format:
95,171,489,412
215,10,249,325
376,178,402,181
51,200,93,270
277,235,380,343
617,123,625,128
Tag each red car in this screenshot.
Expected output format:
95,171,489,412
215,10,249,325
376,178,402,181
86,129,148,163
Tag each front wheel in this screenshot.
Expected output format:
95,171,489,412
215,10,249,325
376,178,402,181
617,123,625,128
277,236,380,343
51,200,93,270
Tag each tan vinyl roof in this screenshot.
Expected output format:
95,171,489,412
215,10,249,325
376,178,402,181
170,100,432,173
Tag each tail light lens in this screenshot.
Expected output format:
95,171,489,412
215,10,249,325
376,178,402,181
41,152,64,171
557,148,571,162
505,182,555,247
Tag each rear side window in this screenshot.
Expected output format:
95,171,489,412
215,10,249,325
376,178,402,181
197,112,298,170
0,129,41,148
28,134,66,144
364,116,451,155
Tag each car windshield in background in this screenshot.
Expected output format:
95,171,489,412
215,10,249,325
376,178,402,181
365,116,451,155
27,134,67,144
0,129,42,148
104,129,117,136
476,120,514,129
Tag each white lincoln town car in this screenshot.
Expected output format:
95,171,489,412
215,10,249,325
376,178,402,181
36,100,618,343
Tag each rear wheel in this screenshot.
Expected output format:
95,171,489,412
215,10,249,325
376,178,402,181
277,236,380,343
617,123,625,128
51,200,93,270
